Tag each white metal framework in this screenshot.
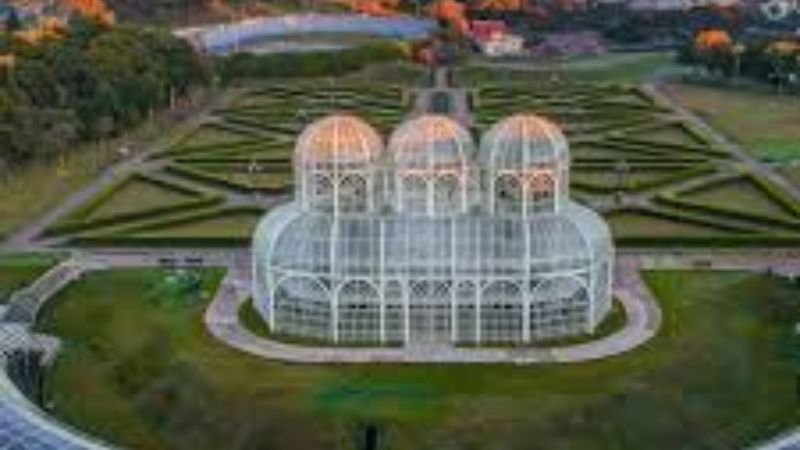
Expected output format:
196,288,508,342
253,113,614,345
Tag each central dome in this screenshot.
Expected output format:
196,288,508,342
295,114,383,168
388,115,473,172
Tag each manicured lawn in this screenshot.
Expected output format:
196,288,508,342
127,209,264,239
461,52,675,84
573,166,699,192
84,177,200,221
608,209,731,238
171,163,293,191
661,83,800,162
681,177,799,222
39,269,800,450
0,253,61,303
779,165,800,190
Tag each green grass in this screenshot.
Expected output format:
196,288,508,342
661,83,800,162
461,52,675,85
0,145,119,239
126,209,264,239
39,269,800,450
0,253,61,303
168,163,293,191
573,166,698,192
84,177,200,221
681,176,800,223
608,209,732,238
166,125,258,154
344,61,427,86
779,165,800,190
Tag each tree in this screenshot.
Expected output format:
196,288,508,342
693,29,735,78
4,9,21,34
765,40,800,94
0,18,208,168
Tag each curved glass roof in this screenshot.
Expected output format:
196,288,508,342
0,373,117,450
258,200,609,280
388,115,474,172
480,114,569,169
295,114,383,168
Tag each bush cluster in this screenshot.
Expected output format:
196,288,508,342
216,41,407,81
0,16,211,168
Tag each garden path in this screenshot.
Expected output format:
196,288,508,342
645,83,800,205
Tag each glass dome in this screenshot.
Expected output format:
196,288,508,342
295,114,383,169
253,113,614,346
479,114,569,169
389,114,473,172
480,114,570,215
388,115,475,215
295,115,384,214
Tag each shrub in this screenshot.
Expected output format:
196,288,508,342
217,42,408,81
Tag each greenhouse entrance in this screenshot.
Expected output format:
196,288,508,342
408,281,452,343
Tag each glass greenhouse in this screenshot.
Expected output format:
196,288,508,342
253,113,614,345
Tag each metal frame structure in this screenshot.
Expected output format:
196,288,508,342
253,113,614,345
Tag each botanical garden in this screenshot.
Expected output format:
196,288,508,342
1,11,800,449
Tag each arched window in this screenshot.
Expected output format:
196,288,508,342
480,281,523,343
337,280,381,342
455,281,477,343
408,280,452,342
306,173,334,211
338,173,370,213
493,173,523,214
272,276,331,340
399,174,428,213
433,173,464,214
525,168,556,210
384,281,405,343
529,276,589,340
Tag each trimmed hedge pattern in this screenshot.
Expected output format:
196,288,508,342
49,76,800,249
51,80,409,247
474,79,800,248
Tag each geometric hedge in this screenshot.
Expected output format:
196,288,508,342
46,78,800,248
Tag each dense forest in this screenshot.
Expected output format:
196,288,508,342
0,16,210,169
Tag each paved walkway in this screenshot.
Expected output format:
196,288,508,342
3,258,102,325
411,68,474,126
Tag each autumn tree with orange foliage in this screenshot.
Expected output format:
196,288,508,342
693,29,736,77
428,0,469,35
12,17,67,45
474,0,526,13
329,0,400,16
66,0,116,26
694,29,733,52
